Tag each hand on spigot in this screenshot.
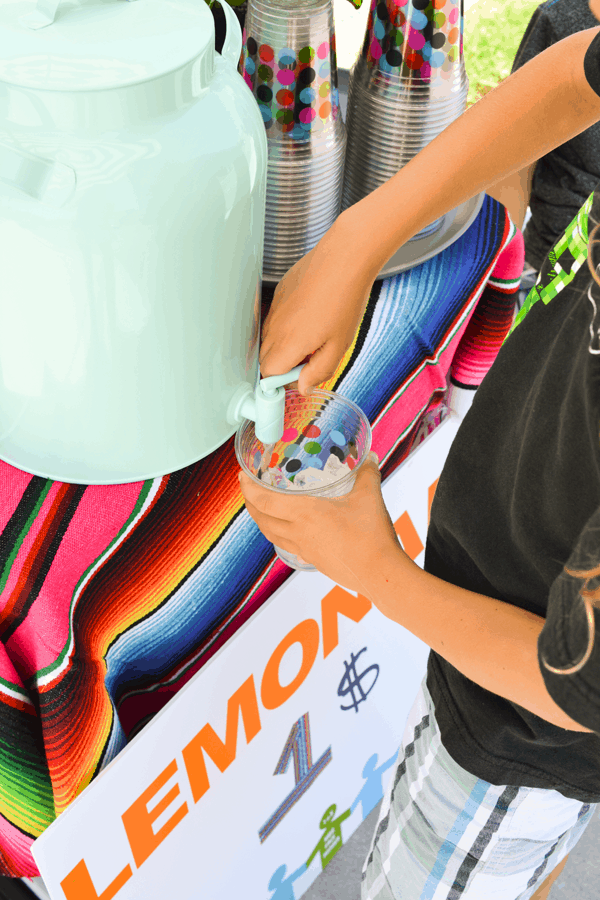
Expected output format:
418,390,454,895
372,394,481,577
259,213,377,397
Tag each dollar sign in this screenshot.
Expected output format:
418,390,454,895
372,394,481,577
338,647,380,713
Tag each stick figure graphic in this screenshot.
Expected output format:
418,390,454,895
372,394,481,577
267,863,307,900
351,752,398,820
306,803,351,871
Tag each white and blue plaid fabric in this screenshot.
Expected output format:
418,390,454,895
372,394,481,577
362,676,597,900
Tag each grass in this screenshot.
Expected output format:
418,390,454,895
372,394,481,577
464,0,543,106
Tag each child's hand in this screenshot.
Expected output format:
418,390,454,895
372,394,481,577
238,452,401,595
259,215,378,396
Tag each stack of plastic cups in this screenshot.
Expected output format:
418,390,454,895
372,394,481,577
239,0,347,282
341,0,468,241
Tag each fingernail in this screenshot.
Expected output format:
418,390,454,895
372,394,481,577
369,451,379,464
305,386,313,396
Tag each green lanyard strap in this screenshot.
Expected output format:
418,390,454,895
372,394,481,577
506,191,595,343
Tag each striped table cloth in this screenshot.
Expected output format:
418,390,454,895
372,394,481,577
0,195,522,876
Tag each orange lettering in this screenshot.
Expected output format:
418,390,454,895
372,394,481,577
182,674,261,803
394,511,424,560
321,585,371,658
122,759,188,869
261,619,319,709
60,859,132,900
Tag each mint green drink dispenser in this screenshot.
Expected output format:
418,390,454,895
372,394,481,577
0,0,295,484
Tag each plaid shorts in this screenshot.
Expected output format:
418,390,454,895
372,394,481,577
361,676,597,900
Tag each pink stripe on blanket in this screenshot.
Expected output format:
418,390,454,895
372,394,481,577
451,228,525,387
0,469,37,535
0,480,65,620
371,339,457,463
0,644,31,706
0,813,38,876
6,481,143,679
489,226,525,284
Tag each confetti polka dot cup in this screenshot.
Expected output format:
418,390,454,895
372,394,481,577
239,0,346,282
235,389,372,571
341,0,468,241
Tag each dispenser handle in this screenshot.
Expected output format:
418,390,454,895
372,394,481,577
218,0,243,70
0,141,76,208
20,0,139,31
259,365,306,397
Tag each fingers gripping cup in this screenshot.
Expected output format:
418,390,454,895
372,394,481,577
235,389,372,571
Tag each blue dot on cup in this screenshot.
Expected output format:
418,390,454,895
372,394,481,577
330,430,346,445
411,9,428,28
299,87,316,104
258,103,272,123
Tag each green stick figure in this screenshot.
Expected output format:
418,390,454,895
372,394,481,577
306,803,351,871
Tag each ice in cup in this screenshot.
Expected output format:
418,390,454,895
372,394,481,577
235,389,372,571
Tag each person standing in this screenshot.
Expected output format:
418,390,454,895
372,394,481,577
240,23,600,900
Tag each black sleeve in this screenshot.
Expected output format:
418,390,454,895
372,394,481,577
584,28,600,99
538,504,600,734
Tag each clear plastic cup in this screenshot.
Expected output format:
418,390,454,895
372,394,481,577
235,389,372,571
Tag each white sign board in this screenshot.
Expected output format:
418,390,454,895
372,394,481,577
32,415,460,900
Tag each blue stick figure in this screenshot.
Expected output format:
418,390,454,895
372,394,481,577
267,863,307,900
351,751,398,820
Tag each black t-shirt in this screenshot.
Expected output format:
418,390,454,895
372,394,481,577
424,183,600,796
584,22,600,97
511,9,600,269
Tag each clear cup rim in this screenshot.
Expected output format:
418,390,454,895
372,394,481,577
235,388,373,496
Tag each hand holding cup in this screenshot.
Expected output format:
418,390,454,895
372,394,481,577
239,451,399,595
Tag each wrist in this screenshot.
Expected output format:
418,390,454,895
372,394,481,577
352,536,413,607
333,206,408,284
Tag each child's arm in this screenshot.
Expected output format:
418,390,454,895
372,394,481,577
362,544,594,734
486,162,535,230
491,0,554,228
338,25,600,285
239,461,595,734
260,26,600,393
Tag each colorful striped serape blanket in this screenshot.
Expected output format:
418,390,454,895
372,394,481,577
0,195,522,876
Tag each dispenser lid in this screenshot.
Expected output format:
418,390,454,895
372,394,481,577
0,0,214,91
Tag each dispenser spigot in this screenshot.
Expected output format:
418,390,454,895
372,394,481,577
226,364,306,444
